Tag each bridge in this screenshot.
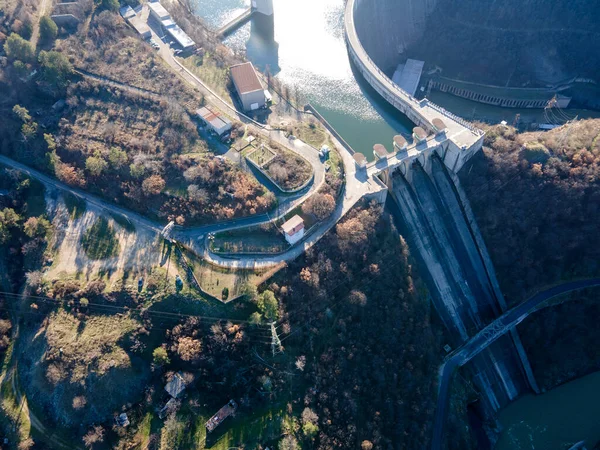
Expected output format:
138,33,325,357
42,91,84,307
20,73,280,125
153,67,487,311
430,278,600,450
344,0,485,181
216,0,274,39
216,7,254,39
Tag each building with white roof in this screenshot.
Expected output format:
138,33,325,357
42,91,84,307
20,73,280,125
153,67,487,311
281,215,305,245
148,1,170,22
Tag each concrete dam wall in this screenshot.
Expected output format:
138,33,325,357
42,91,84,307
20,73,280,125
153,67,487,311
354,0,600,87
353,0,437,73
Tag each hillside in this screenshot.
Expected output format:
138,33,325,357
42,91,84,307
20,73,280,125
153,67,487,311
461,120,600,390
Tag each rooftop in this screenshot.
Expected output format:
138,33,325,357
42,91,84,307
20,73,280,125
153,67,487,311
282,215,304,235
230,62,263,94
119,5,136,19
206,400,238,432
413,127,428,140
165,23,195,49
164,372,186,398
197,106,232,131
148,1,170,19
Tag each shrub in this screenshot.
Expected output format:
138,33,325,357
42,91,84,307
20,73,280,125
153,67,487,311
39,16,58,43
153,347,170,365
4,33,34,62
142,175,165,196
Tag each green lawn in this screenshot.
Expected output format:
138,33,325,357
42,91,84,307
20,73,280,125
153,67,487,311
80,217,120,260
212,224,289,255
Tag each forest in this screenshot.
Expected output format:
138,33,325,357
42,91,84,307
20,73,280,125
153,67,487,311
461,120,600,390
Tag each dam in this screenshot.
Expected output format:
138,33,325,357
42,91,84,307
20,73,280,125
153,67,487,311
344,0,540,433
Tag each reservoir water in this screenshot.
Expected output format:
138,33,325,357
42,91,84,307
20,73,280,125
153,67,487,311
496,370,600,449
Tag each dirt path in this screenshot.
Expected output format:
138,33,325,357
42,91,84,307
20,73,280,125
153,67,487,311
30,0,52,49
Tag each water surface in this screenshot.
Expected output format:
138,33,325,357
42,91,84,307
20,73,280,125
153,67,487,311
496,370,600,449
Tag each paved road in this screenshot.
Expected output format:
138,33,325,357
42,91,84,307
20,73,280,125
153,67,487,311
431,278,600,450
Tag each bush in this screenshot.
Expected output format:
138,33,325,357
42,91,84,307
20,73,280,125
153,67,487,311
153,347,170,365
4,33,34,62
39,16,58,43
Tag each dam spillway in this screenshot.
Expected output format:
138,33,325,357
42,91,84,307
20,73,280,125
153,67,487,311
388,157,537,417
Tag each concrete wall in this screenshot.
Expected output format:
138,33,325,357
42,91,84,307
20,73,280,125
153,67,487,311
353,0,437,72
240,89,265,111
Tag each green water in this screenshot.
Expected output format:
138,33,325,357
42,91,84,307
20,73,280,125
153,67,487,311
496,370,600,449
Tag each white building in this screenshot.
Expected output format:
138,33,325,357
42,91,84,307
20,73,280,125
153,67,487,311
197,106,232,137
230,62,267,111
282,215,305,245
165,23,195,50
148,1,170,22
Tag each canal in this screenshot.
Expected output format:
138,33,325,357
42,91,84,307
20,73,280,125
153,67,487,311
496,370,600,449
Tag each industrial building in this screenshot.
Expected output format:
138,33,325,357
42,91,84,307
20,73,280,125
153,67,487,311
229,62,267,111
197,106,233,137
148,1,170,22
147,1,195,50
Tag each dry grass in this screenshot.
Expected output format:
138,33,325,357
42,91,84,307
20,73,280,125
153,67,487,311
44,310,139,382
21,309,150,426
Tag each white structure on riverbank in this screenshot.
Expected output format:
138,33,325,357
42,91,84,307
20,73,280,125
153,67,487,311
148,1,195,50
252,0,273,16
282,215,305,245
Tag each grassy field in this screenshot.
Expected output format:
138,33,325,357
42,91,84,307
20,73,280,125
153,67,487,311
183,250,268,301
80,217,120,260
180,54,235,105
212,224,289,255
289,120,328,148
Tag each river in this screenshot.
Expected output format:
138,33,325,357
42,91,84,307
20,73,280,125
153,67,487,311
496,370,600,450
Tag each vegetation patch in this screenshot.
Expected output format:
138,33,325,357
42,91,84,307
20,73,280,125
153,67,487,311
21,309,149,427
461,120,600,303
63,192,86,220
81,217,120,260
211,223,289,255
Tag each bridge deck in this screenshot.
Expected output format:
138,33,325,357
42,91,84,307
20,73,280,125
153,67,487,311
217,8,254,38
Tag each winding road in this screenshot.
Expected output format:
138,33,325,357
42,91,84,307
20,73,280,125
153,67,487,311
431,278,600,450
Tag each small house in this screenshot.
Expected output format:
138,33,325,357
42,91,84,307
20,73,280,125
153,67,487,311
197,106,232,137
206,400,238,433
164,372,186,399
282,215,305,245
230,62,267,111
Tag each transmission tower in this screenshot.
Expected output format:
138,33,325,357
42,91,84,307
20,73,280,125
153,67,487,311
271,321,283,356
